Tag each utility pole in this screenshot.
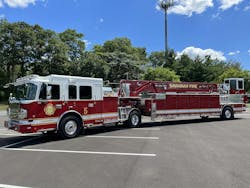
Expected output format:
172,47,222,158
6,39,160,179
158,0,174,67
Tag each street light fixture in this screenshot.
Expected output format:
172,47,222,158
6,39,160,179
158,0,174,67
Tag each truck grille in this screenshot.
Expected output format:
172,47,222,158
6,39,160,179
8,102,20,119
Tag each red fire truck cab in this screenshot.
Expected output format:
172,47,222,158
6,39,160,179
5,75,247,138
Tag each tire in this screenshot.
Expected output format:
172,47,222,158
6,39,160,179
59,115,82,139
221,107,234,120
126,110,141,128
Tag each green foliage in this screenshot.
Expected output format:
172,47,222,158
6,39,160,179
143,67,180,81
93,37,147,82
59,29,85,63
218,67,249,82
78,52,108,79
148,49,176,68
148,51,165,67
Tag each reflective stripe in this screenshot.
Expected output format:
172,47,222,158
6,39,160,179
11,112,118,127
155,108,221,115
82,113,118,120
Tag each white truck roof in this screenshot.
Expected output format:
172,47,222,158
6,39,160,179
16,74,103,86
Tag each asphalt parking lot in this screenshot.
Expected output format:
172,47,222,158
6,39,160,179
0,111,250,188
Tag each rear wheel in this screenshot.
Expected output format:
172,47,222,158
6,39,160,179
221,107,234,120
126,110,141,128
59,115,82,139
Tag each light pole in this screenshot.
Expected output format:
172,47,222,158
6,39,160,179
158,0,174,67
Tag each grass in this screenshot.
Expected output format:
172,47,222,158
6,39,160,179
0,102,8,111
247,103,250,108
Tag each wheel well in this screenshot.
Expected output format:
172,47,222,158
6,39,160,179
129,108,141,117
222,106,233,114
57,111,83,130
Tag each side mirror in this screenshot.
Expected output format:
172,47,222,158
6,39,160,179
47,86,52,100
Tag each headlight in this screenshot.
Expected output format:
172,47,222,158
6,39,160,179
18,108,27,119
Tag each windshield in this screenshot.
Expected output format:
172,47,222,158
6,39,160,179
13,83,37,100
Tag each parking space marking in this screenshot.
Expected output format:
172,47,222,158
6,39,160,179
0,184,32,188
1,148,156,157
1,136,42,148
0,133,22,136
86,135,159,139
131,128,161,131
0,133,38,137
237,114,250,116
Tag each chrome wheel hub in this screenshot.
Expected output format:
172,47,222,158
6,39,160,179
65,120,77,135
131,114,139,126
225,110,232,119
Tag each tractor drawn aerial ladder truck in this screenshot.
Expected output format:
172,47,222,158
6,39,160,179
4,75,247,138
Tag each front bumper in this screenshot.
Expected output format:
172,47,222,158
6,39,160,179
4,120,33,133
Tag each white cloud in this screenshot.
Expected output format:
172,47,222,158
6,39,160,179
228,50,240,56
219,0,244,10
0,0,39,8
156,0,213,17
177,46,226,61
248,49,250,55
0,14,4,19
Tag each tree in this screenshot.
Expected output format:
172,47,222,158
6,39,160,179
77,52,108,79
143,67,180,81
148,51,165,67
148,49,176,68
59,29,85,63
93,37,147,82
0,20,36,81
0,20,71,79
171,54,193,81
218,67,249,81
31,27,68,75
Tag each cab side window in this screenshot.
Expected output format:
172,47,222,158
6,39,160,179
79,86,92,99
39,83,47,100
230,80,237,90
49,84,60,100
238,80,243,90
69,85,77,99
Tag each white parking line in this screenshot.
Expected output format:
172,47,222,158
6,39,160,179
1,148,156,157
0,133,39,136
0,133,39,137
0,133,22,136
131,128,161,131
0,184,32,188
1,136,42,148
86,135,159,139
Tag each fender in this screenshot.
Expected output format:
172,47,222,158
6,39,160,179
57,110,84,130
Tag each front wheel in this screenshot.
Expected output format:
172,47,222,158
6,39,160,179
59,116,82,139
221,107,234,120
126,110,141,128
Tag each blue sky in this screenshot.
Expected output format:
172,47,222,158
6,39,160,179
0,0,250,70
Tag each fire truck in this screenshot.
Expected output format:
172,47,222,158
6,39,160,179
4,75,247,138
